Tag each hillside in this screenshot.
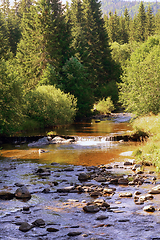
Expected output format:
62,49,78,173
101,0,160,17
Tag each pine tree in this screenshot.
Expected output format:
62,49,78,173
136,1,147,42
16,0,71,91
123,8,130,43
68,0,87,60
155,10,160,35
0,10,10,59
80,0,115,99
107,11,121,43
145,5,155,39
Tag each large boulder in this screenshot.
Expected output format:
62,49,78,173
15,186,31,200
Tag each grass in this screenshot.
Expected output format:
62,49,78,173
132,113,160,171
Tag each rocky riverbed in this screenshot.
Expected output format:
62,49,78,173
1,153,160,240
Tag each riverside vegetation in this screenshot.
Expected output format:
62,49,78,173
0,0,160,167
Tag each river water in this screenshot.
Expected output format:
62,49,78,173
1,114,160,240
1,114,136,166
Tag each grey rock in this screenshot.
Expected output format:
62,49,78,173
83,204,100,213
15,186,31,199
19,222,32,232
68,231,82,236
32,219,45,227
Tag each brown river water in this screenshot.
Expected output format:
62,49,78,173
1,114,160,240
1,114,136,166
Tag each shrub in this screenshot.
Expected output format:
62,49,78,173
26,85,77,127
94,97,115,114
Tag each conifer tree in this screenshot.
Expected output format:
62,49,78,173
0,10,10,59
155,10,160,35
16,0,71,91
145,5,155,39
68,0,87,60
123,8,130,43
80,0,115,99
107,11,121,43
135,1,146,42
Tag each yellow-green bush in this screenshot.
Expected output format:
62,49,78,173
94,97,115,114
26,85,77,127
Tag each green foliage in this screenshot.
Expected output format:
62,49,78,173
94,97,115,114
119,35,160,116
39,63,62,87
0,59,23,135
96,80,119,104
62,56,94,119
26,85,77,127
0,10,11,60
68,0,118,99
132,114,160,170
16,0,71,91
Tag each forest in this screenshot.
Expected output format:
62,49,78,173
101,0,160,18
0,0,160,136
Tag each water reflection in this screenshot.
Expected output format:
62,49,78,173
1,118,137,166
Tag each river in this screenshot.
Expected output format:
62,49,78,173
1,114,160,240
1,113,136,166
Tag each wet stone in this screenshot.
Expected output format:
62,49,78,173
118,178,129,185
78,172,90,181
19,222,32,232
0,191,15,200
15,186,31,200
124,161,133,166
83,204,100,213
119,192,132,197
67,231,82,236
90,191,102,197
42,188,50,193
46,227,59,232
148,189,160,194
143,205,156,212
32,219,45,227
96,215,108,220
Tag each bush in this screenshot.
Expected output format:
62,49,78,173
119,35,160,116
94,97,115,114
26,85,77,127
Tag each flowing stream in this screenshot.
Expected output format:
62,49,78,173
1,114,160,240
1,114,136,166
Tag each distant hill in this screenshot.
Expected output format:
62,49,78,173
101,0,160,17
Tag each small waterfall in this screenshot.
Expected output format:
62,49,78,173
74,136,108,142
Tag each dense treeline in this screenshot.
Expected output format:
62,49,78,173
0,0,119,135
0,0,160,135
101,0,160,18
104,2,160,44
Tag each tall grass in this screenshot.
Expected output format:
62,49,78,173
132,114,160,171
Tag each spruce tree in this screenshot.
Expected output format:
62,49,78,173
16,0,71,91
145,5,155,39
136,1,147,42
123,8,130,43
0,10,10,60
80,0,115,99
